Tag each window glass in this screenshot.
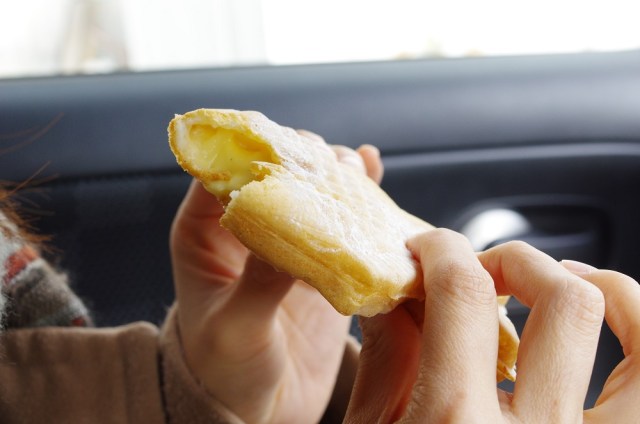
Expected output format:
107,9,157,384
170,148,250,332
1,0,639,79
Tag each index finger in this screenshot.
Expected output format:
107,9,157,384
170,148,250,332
561,263,640,356
405,229,501,421
478,242,604,421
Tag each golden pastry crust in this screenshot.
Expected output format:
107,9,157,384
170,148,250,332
168,108,518,381
169,108,431,316
497,297,519,381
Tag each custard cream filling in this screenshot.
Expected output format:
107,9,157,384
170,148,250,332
185,124,276,199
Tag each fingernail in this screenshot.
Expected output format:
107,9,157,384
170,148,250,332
359,144,380,157
560,259,597,275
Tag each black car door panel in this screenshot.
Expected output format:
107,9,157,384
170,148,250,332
2,50,640,407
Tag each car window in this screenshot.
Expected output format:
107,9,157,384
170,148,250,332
2,0,639,79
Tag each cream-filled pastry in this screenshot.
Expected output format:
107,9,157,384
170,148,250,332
169,108,518,381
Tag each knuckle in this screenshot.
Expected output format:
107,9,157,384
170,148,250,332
556,276,605,327
500,239,538,257
429,257,496,307
429,228,470,245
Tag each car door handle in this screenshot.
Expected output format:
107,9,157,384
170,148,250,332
459,205,608,267
459,208,531,251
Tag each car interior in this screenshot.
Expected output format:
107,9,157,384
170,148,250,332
2,3,640,410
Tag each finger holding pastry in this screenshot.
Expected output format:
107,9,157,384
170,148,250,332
561,263,640,423
478,242,605,423
357,144,384,184
345,303,423,423
296,128,383,183
331,143,383,183
347,229,505,423
406,229,504,421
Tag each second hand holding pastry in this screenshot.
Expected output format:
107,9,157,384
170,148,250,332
170,140,381,424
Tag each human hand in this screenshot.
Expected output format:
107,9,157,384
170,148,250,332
346,229,640,423
170,132,382,424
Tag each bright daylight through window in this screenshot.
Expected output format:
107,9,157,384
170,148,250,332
1,0,639,79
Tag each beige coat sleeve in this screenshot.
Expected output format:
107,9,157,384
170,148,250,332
0,310,360,424
158,306,246,424
159,306,361,424
0,322,166,424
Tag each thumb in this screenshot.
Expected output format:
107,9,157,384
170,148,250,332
345,304,422,423
221,255,296,343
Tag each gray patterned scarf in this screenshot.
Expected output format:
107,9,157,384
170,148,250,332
0,210,92,330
